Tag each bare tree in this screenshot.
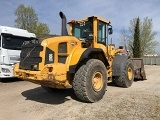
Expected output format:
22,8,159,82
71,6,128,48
120,28,128,50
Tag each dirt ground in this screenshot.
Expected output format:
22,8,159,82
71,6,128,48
0,65,160,120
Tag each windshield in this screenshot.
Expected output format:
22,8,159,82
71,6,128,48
2,35,34,50
72,21,93,39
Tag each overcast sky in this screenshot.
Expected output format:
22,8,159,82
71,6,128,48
0,0,160,54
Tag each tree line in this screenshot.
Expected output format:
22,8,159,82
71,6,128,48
120,17,158,57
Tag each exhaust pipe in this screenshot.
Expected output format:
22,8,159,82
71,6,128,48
59,11,68,36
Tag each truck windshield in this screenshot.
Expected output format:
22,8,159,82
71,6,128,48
72,21,93,39
2,35,34,50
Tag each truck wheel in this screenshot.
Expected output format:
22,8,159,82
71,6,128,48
73,59,107,103
114,60,134,88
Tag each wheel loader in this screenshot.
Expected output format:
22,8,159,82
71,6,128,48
14,12,146,103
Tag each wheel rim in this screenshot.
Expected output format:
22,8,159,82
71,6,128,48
92,72,103,91
128,67,133,80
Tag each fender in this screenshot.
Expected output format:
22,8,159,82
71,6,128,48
112,54,129,76
69,48,87,65
69,48,109,73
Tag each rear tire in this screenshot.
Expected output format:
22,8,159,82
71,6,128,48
114,60,134,88
73,59,107,103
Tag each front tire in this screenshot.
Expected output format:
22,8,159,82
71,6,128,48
73,59,107,103
114,60,134,88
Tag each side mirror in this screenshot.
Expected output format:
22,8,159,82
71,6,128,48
108,27,113,35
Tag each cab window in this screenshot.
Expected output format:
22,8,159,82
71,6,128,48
97,21,106,45
72,21,93,39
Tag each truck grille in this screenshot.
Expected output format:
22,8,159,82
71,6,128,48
19,43,43,70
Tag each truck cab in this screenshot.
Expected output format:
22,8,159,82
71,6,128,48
0,26,36,79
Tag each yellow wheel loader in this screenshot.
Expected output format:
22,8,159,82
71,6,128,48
14,12,146,102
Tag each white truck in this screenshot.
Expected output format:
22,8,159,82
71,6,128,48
0,26,36,80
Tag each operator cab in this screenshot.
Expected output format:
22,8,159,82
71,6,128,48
68,16,113,48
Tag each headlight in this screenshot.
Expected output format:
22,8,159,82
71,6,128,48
1,68,11,73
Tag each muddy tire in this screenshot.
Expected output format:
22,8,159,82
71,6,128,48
73,59,107,103
114,60,134,88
